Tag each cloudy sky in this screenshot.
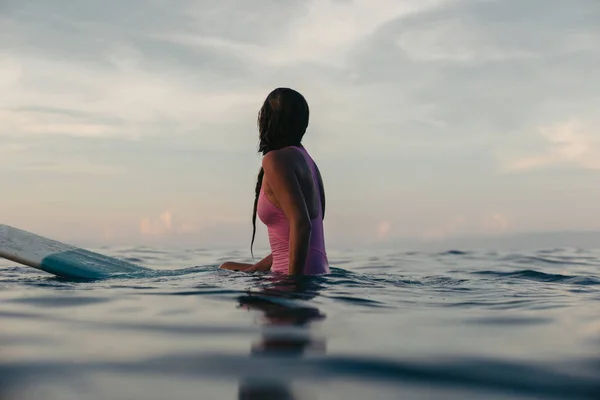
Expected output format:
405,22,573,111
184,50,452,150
1,0,599,250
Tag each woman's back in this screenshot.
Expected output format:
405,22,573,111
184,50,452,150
257,145,329,275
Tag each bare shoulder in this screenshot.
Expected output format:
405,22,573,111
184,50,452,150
262,147,302,172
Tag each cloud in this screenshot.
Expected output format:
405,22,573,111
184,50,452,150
139,211,207,238
140,211,174,237
395,21,539,64
502,119,600,172
0,0,457,144
3,0,597,161
0,52,264,140
343,0,600,155
267,0,453,68
149,0,453,69
393,0,600,64
377,220,392,239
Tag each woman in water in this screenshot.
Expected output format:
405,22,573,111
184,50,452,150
219,88,329,275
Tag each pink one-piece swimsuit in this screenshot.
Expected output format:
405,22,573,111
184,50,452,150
257,146,330,275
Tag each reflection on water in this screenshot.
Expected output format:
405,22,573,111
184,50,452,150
238,275,326,400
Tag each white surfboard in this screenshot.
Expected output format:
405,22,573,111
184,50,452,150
0,224,150,280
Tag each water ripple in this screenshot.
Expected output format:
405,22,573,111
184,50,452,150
1,247,599,399
473,269,600,285
0,354,597,399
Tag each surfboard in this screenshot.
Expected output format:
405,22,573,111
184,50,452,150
0,224,151,280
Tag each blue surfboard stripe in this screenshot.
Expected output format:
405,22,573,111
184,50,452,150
40,248,150,280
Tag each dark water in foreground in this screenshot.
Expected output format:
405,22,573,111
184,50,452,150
1,247,599,399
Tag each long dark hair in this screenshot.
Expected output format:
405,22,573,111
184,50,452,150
251,88,310,257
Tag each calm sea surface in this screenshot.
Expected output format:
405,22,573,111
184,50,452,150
1,246,599,399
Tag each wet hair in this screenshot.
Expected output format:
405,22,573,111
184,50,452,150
250,87,310,257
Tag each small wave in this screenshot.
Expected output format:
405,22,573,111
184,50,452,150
438,250,470,256
501,254,599,267
0,354,597,399
324,294,389,307
6,295,112,308
143,288,243,297
122,257,145,263
324,269,423,289
473,269,600,285
462,315,553,326
443,298,541,310
421,276,468,286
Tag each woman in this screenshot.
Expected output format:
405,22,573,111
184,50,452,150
220,87,329,275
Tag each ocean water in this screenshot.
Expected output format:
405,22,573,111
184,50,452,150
1,246,599,400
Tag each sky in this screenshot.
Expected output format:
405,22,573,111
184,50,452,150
1,0,599,251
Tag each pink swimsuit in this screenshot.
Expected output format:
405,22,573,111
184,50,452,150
257,146,330,275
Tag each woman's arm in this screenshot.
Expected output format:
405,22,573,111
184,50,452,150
262,150,312,275
219,253,272,272
248,253,273,272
